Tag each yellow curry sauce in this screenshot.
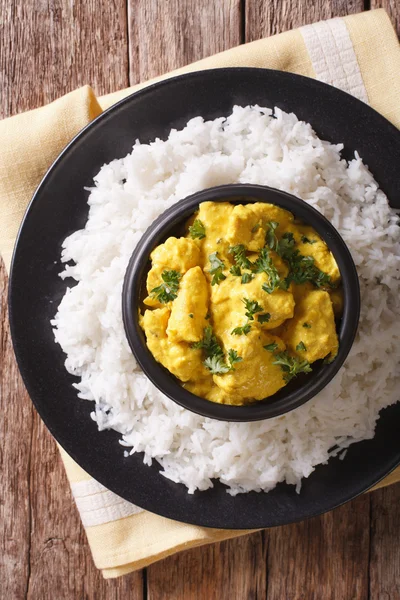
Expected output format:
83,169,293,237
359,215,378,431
140,202,341,405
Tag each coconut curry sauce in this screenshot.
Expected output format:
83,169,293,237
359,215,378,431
139,201,341,405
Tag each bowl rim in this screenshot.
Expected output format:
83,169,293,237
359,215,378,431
122,183,360,422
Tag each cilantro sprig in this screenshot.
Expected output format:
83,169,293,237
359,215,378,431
150,269,181,303
229,244,253,270
254,247,285,294
231,298,269,335
209,252,227,286
272,351,312,382
188,219,206,240
263,342,312,382
193,326,242,374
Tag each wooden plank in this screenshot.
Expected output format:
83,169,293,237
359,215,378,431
0,0,144,596
369,483,400,599
128,0,243,82
371,1,400,37
147,532,267,600
0,0,129,119
0,258,32,599
26,415,143,599
266,494,371,600
245,0,364,40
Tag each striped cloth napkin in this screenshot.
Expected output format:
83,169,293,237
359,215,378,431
1,9,399,578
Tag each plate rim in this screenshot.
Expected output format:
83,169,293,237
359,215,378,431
8,67,400,529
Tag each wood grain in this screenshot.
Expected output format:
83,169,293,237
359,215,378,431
0,0,143,596
0,0,129,119
245,0,364,40
369,484,400,599
147,532,267,600
371,0,400,35
2,0,400,597
128,0,243,82
266,494,371,600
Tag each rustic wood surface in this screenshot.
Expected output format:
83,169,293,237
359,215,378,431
1,1,400,598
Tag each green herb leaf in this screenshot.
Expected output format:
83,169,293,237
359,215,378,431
276,232,296,258
204,355,231,374
303,322,311,329
150,269,181,303
231,323,252,336
265,221,279,250
301,235,317,244
273,232,332,289
241,272,253,284
251,223,261,233
229,244,252,270
255,248,282,294
242,298,264,320
188,219,206,240
258,312,271,324
272,351,312,383
189,313,194,319
192,326,223,358
296,341,307,352
264,342,278,352
209,252,227,286
230,265,241,277
227,349,243,367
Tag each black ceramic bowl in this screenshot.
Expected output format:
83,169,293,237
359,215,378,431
122,184,360,422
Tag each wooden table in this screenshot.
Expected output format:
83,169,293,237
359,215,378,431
1,1,400,598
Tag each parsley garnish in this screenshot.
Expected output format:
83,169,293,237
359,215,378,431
276,232,296,257
229,244,252,270
150,269,181,303
232,298,266,335
204,355,231,374
254,248,283,294
209,252,227,285
227,349,243,367
301,235,317,244
274,233,331,289
188,219,206,240
241,272,253,284
192,326,221,356
230,265,241,277
303,322,311,329
243,298,264,320
258,312,271,324
251,223,261,233
189,313,194,319
296,341,307,352
265,221,279,250
231,323,252,336
193,326,242,374
264,342,278,352
272,351,312,383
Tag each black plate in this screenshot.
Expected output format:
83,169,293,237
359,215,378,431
9,68,400,529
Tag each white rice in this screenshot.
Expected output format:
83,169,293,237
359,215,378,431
51,105,400,495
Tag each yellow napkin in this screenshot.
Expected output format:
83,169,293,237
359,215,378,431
1,9,400,578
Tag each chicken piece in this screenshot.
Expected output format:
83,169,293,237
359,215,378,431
286,223,341,284
213,329,286,401
167,266,209,343
281,289,339,362
150,236,201,272
226,202,294,252
140,307,207,382
210,272,295,339
195,201,235,266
